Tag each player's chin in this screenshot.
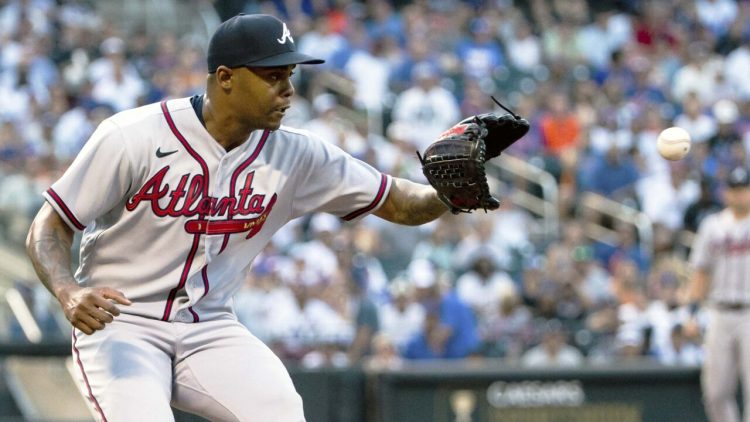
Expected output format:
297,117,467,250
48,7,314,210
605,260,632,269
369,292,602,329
267,112,285,129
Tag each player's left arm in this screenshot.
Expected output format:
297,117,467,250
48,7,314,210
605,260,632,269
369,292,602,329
373,177,448,225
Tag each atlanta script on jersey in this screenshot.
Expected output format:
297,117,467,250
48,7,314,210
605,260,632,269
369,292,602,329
44,98,391,322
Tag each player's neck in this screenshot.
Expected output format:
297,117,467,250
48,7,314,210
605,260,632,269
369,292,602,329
203,99,254,152
730,208,750,220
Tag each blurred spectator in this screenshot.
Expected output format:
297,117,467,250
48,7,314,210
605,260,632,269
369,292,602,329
502,19,541,73
478,292,533,359
490,191,536,279
612,259,650,358
708,99,743,164
411,217,458,272
577,11,621,71
596,222,651,275
378,278,425,352
303,93,367,158
370,120,423,181
365,333,403,370
89,37,146,111
341,24,394,113
671,42,725,105
656,324,703,366
456,250,516,321
674,93,718,145
364,0,403,44
281,94,313,128
234,256,298,345
644,270,694,359
298,15,348,70
455,17,505,80
695,0,738,38
542,20,583,66
588,145,640,202
403,260,478,359
348,225,390,301
453,214,512,273
539,91,581,187
583,299,620,362
390,61,460,152
521,319,584,367
683,178,722,233
0,0,55,38
388,34,439,93
344,256,380,364
637,160,700,231
287,213,341,284
725,39,750,100
634,108,670,177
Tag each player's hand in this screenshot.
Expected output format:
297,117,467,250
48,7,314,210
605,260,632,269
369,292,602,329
57,286,132,334
682,318,701,341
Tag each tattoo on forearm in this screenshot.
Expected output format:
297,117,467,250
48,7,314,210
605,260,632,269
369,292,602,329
393,179,446,225
27,223,76,297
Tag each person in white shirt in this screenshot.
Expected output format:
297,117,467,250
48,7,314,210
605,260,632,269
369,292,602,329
390,61,460,152
521,319,584,367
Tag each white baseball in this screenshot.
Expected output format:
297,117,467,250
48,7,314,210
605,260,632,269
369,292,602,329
657,127,691,161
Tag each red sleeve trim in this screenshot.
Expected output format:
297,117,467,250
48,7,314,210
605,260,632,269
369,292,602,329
46,188,86,230
343,174,389,221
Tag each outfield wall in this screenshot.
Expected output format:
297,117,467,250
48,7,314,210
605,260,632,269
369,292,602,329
0,345,706,422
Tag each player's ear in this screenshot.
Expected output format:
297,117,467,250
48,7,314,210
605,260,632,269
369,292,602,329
213,66,234,89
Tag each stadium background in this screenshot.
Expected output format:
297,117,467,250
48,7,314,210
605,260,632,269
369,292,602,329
0,0,749,420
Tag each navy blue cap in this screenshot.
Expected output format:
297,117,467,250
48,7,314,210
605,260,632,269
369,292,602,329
207,14,324,73
728,166,750,188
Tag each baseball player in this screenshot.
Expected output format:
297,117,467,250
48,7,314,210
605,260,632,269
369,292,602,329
25,14,451,421
688,166,750,422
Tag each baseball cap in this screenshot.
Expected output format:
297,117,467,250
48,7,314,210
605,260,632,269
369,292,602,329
207,14,324,73
727,166,750,188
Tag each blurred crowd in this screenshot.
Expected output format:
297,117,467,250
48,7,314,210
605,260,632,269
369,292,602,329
2,0,750,369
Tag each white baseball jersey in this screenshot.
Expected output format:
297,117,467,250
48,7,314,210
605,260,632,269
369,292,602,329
690,208,750,305
44,97,391,323
690,208,750,422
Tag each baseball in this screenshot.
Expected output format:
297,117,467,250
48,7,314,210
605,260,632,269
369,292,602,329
657,127,691,161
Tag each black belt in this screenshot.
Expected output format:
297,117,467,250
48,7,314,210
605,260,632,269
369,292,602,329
716,302,750,311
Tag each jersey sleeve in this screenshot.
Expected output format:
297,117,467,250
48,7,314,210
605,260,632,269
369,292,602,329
43,119,133,231
291,134,391,222
688,213,715,271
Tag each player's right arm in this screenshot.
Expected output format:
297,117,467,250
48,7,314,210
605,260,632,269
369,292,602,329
687,268,711,304
26,203,131,334
686,212,715,308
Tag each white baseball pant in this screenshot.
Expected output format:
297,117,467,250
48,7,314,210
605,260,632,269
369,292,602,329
702,307,750,422
71,313,304,422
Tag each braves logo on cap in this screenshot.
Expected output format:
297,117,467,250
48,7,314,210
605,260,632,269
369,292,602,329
277,22,293,44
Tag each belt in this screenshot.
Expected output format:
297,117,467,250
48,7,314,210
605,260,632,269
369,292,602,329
716,302,750,311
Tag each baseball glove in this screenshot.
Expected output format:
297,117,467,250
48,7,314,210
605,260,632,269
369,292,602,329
417,97,529,214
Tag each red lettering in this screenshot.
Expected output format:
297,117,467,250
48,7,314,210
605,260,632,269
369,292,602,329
126,167,170,215
248,195,265,213
126,167,274,231
237,172,255,213
214,197,236,216
181,176,204,216
166,175,189,213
